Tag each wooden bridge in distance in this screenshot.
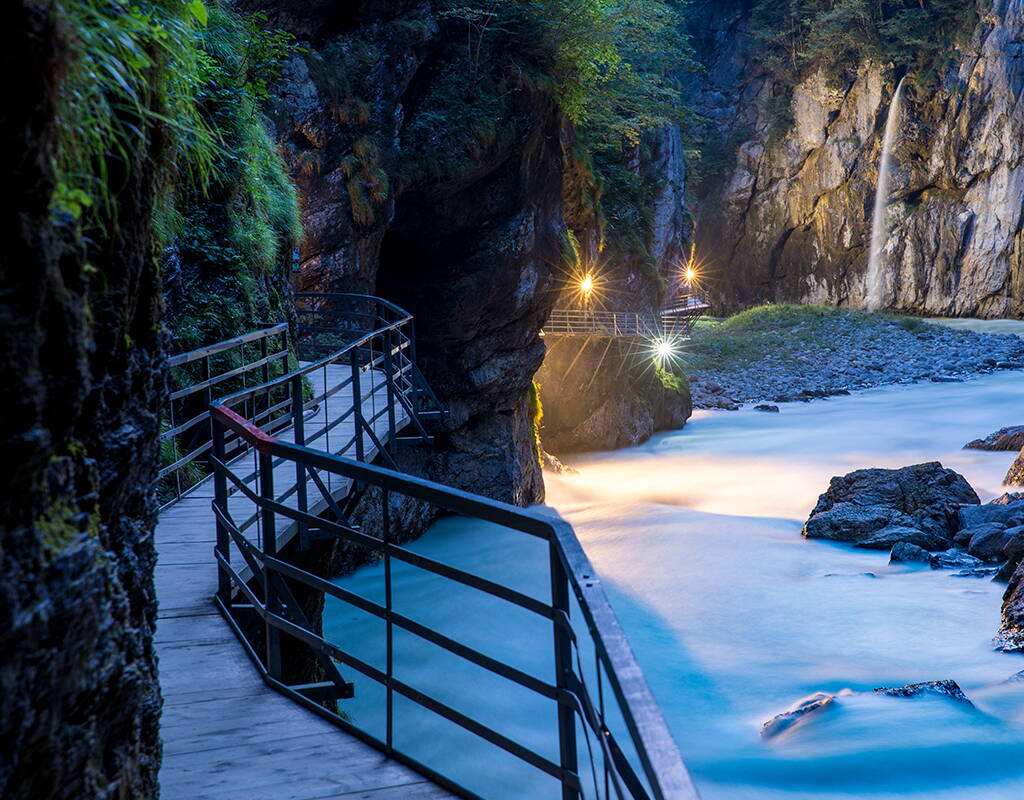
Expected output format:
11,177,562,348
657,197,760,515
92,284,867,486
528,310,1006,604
154,293,699,800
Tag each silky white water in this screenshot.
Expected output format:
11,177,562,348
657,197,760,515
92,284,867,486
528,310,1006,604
327,369,1024,798
866,77,906,312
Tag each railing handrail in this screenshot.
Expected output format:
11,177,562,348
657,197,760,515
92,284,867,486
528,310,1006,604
216,314,414,411
168,322,289,368
294,291,413,324
209,397,698,798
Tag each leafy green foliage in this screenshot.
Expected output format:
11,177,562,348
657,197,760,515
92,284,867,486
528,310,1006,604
53,0,219,224
165,4,302,351
750,0,979,91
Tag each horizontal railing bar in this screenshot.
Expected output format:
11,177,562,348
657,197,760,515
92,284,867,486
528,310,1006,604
169,348,290,401
158,439,212,478
160,409,210,440
244,490,554,619
264,554,560,701
218,319,414,409
168,323,288,367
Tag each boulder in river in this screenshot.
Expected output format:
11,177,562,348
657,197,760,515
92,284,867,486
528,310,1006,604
953,521,1006,547
964,426,1024,451
873,680,973,706
1005,449,1024,487
996,560,1024,652
968,525,1024,562
803,463,979,550
760,692,836,738
957,499,1024,529
889,542,932,564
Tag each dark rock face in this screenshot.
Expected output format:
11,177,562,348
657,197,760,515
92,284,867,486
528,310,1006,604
690,0,1024,317
874,680,973,706
760,692,836,739
535,336,692,453
965,426,1024,452
803,463,979,550
889,542,932,564
958,499,1024,529
968,525,1024,562
998,559,1024,652
1004,449,1024,487
1,6,162,797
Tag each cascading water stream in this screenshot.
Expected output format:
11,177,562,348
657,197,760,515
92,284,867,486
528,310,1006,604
866,76,906,311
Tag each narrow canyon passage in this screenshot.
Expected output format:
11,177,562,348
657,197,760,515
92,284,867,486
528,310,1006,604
331,367,1024,799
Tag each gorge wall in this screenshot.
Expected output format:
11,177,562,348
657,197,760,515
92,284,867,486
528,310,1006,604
243,0,565,504
0,5,163,797
246,1,697,490
692,0,1024,318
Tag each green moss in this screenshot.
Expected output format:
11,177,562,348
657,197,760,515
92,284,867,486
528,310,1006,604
655,366,687,394
36,499,99,561
164,3,301,351
527,380,544,466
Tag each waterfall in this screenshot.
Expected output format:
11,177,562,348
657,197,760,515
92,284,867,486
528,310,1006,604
865,76,906,311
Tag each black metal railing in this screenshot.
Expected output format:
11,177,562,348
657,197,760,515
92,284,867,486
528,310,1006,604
160,323,290,505
208,410,696,794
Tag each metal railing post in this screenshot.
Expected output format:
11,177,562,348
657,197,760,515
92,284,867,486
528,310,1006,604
383,329,397,453
259,450,282,679
291,375,307,517
350,347,365,463
551,542,580,799
213,417,230,603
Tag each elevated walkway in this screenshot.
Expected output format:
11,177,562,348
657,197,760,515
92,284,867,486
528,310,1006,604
155,293,697,800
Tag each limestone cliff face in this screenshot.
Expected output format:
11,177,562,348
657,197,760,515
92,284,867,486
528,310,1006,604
694,0,1024,317
1,6,162,797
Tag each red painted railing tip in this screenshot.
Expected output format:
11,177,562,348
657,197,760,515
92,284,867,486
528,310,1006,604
211,404,279,453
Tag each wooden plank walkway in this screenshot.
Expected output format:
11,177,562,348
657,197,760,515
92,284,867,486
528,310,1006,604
156,366,454,800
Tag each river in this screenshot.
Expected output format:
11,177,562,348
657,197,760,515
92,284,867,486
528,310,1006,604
327,338,1024,799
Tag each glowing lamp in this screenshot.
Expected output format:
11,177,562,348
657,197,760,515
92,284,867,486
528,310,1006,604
581,274,594,295
685,267,697,282
655,339,675,359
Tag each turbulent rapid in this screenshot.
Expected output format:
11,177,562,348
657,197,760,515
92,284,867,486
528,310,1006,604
328,360,1024,799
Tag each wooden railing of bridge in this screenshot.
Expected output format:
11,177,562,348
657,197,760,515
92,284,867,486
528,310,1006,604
164,292,699,800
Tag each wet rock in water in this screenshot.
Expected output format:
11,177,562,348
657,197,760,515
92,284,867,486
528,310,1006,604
760,692,836,738
803,463,979,550
1004,449,1024,487
953,522,1006,547
968,525,1024,562
890,541,933,564
964,426,1024,452
754,404,779,413
953,567,1000,578
957,499,1024,529
874,680,973,706
991,492,1024,505
1002,670,1024,684
540,450,577,474
995,559,1024,652
931,549,985,570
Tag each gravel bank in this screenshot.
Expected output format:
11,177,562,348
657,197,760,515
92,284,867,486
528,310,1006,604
686,307,1024,410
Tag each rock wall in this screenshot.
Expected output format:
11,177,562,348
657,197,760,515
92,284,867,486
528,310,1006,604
693,0,1024,317
0,5,162,797
537,122,694,452
536,335,691,453
242,0,565,504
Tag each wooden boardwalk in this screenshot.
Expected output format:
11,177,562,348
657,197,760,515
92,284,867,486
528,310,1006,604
156,366,454,800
